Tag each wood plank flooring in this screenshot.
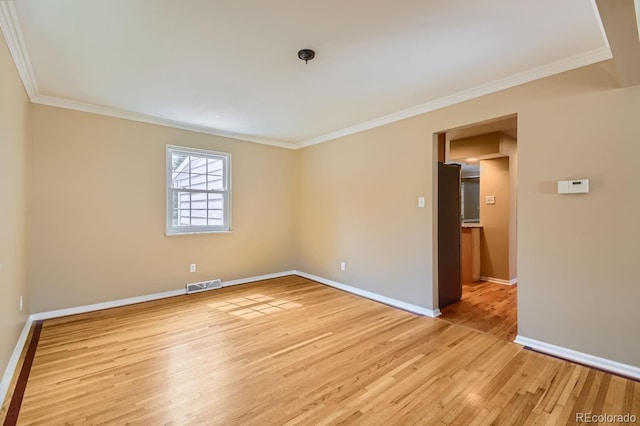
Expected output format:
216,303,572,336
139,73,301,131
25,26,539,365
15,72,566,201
3,276,639,425
0,325,35,423
440,281,518,342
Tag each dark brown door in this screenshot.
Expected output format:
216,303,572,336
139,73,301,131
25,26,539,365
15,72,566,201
438,162,462,308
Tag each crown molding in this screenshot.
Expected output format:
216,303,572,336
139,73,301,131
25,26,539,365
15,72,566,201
0,2,295,149
589,0,610,50
297,46,612,148
32,46,612,151
0,1,37,100
1,0,613,150
32,94,296,149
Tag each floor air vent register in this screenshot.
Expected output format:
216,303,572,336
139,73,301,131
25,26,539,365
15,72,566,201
186,279,222,294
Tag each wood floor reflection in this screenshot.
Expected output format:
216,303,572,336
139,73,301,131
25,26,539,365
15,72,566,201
439,281,517,342
6,276,639,425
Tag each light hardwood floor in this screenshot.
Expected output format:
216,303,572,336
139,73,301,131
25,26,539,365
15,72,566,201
3,276,639,425
440,281,518,342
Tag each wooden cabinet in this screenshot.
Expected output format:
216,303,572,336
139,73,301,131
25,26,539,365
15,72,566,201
461,225,481,283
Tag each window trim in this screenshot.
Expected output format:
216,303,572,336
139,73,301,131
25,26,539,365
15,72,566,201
166,145,232,236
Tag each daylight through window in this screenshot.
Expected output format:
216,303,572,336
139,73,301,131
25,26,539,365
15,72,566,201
166,145,230,235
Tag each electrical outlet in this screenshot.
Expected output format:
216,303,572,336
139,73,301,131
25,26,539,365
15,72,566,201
340,262,346,271
190,263,196,273
19,296,23,311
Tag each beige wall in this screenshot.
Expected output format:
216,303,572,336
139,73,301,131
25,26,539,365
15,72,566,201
462,179,479,222
295,61,640,367
0,34,30,388
449,132,501,160
451,131,517,281
479,157,510,281
28,105,296,313
499,135,518,280
516,68,639,366
294,121,435,308
2,42,638,374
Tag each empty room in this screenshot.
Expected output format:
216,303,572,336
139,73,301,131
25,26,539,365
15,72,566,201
1,0,639,424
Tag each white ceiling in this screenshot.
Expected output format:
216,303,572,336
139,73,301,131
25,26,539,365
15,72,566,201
1,0,610,147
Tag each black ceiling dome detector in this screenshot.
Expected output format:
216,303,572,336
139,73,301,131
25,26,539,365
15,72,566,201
297,49,315,64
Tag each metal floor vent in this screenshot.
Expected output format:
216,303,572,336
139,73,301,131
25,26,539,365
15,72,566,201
186,279,222,294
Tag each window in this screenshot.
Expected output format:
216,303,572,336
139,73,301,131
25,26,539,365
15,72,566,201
166,145,231,235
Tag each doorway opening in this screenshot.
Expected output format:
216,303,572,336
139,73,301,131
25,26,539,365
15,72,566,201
435,114,518,342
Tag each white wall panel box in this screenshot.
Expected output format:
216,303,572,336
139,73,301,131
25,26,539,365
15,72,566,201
558,179,589,194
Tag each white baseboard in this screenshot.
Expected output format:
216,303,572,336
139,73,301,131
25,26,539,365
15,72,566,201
31,270,296,321
514,335,640,381
0,271,295,404
0,316,33,408
293,270,441,318
3,269,433,405
480,276,518,285
30,288,186,321
0,270,295,405
222,271,295,287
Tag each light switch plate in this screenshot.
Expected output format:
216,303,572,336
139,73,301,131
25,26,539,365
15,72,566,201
486,195,495,205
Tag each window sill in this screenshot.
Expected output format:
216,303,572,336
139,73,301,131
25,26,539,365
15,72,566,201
165,230,232,236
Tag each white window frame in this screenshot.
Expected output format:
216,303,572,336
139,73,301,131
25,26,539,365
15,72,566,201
166,145,231,235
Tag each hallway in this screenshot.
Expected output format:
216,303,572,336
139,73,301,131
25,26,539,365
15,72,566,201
440,281,517,341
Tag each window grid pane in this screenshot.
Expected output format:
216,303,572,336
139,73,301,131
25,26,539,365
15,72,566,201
168,147,230,233
171,156,225,191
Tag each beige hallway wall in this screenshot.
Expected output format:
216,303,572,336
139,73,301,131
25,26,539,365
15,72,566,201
0,33,30,386
28,105,296,313
294,60,640,367
479,157,510,281
499,135,518,281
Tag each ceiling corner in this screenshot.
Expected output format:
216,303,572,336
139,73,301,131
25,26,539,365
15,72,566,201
595,0,640,87
0,1,38,100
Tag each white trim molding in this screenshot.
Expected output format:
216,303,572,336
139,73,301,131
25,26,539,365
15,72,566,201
1,270,296,401
514,335,640,381
0,3,294,150
30,270,438,321
30,288,186,321
480,276,518,285
0,316,33,407
294,270,441,318
0,1,38,100
297,47,612,148
0,1,612,149
223,270,295,287
32,95,295,149
36,45,612,150
31,271,296,321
